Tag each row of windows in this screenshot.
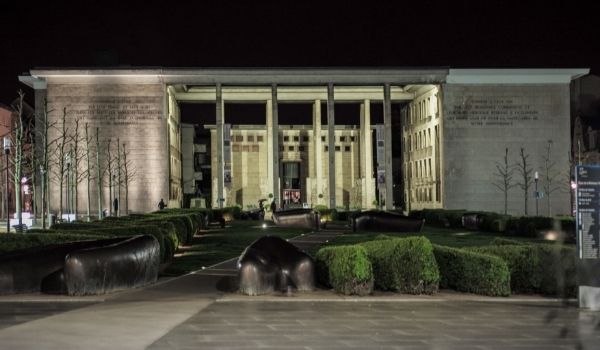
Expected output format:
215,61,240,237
232,144,260,152
408,94,438,125
406,158,433,179
283,135,356,143
405,125,439,153
324,145,352,152
233,135,264,143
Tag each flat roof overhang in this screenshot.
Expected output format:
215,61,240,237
19,67,589,88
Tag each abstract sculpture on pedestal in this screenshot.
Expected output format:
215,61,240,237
272,208,321,230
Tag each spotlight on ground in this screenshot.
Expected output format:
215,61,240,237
262,223,267,229
544,231,558,241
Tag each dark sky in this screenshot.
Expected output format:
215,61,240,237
1,0,599,104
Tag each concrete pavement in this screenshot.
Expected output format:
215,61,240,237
0,229,598,349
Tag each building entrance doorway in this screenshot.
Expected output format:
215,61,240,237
282,162,302,208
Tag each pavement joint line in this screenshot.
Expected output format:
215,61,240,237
215,296,578,303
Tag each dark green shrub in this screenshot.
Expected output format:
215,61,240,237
506,216,553,237
315,245,374,296
472,245,539,293
433,245,510,296
0,233,109,254
490,237,527,246
361,237,439,294
473,243,577,297
313,205,338,222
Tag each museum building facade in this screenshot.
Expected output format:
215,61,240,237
19,68,587,217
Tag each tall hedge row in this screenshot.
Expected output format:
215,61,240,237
315,245,373,296
361,237,440,294
433,244,511,296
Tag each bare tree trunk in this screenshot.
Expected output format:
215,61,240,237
107,139,112,216
117,138,121,216
95,128,102,219
85,123,91,221
123,143,128,215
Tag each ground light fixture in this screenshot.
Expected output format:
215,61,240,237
262,223,267,229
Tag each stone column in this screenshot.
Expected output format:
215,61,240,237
271,84,280,207
383,84,394,209
215,84,224,208
360,99,373,209
327,84,336,209
266,99,274,205
313,100,323,205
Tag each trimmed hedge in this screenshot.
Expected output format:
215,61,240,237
472,243,577,297
361,237,439,294
433,244,511,296
505,216,553,237
315,245,374,296
0,233,109,254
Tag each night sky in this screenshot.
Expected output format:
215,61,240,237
1,1,599,104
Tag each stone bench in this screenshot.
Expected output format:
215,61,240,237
238,236,315,296
350,210,425,232
0,235,160,296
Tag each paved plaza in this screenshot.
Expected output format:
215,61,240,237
0,230,598,349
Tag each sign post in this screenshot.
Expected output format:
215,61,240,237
575,165,600,310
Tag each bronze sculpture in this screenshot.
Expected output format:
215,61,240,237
272,208,321,230
351,210,425,232
238,236,315,295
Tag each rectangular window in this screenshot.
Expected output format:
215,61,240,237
242,145,250,152
324,145,328,152
257,135,264,142
302,136,309,142
321,136,326,142
284,136,289,142
335,146,341,152
299,145,305,152
293,136,299,142
235,135,244,142
251,145,259,152
288,146,295,151
350,136,355,142
340,136,346,142
247,135,254,142
344,145,351,152
232,145,240,152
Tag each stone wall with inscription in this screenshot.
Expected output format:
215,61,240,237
46,84,167,214
442,84,571,216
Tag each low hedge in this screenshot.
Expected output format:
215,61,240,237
315,245,374,296
433,244,511,296
0,233,109,254
473,243,577,297
505,216,554,237
409,209,469,228
43,221,178,263
361,237,439,294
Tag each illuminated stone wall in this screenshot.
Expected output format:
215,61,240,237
442,84,571,216
209,126,361,209
45,83,168,215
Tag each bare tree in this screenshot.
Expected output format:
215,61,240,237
84,123,93,221
50,107,69,220
541,140,560,216
120,142,137,215
95,127,103,219
516,147,534,216
10,91,26,227
116,138,121,216
69,117,87,220
35,98,58,229
492,147,517,215
106,138,114,216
